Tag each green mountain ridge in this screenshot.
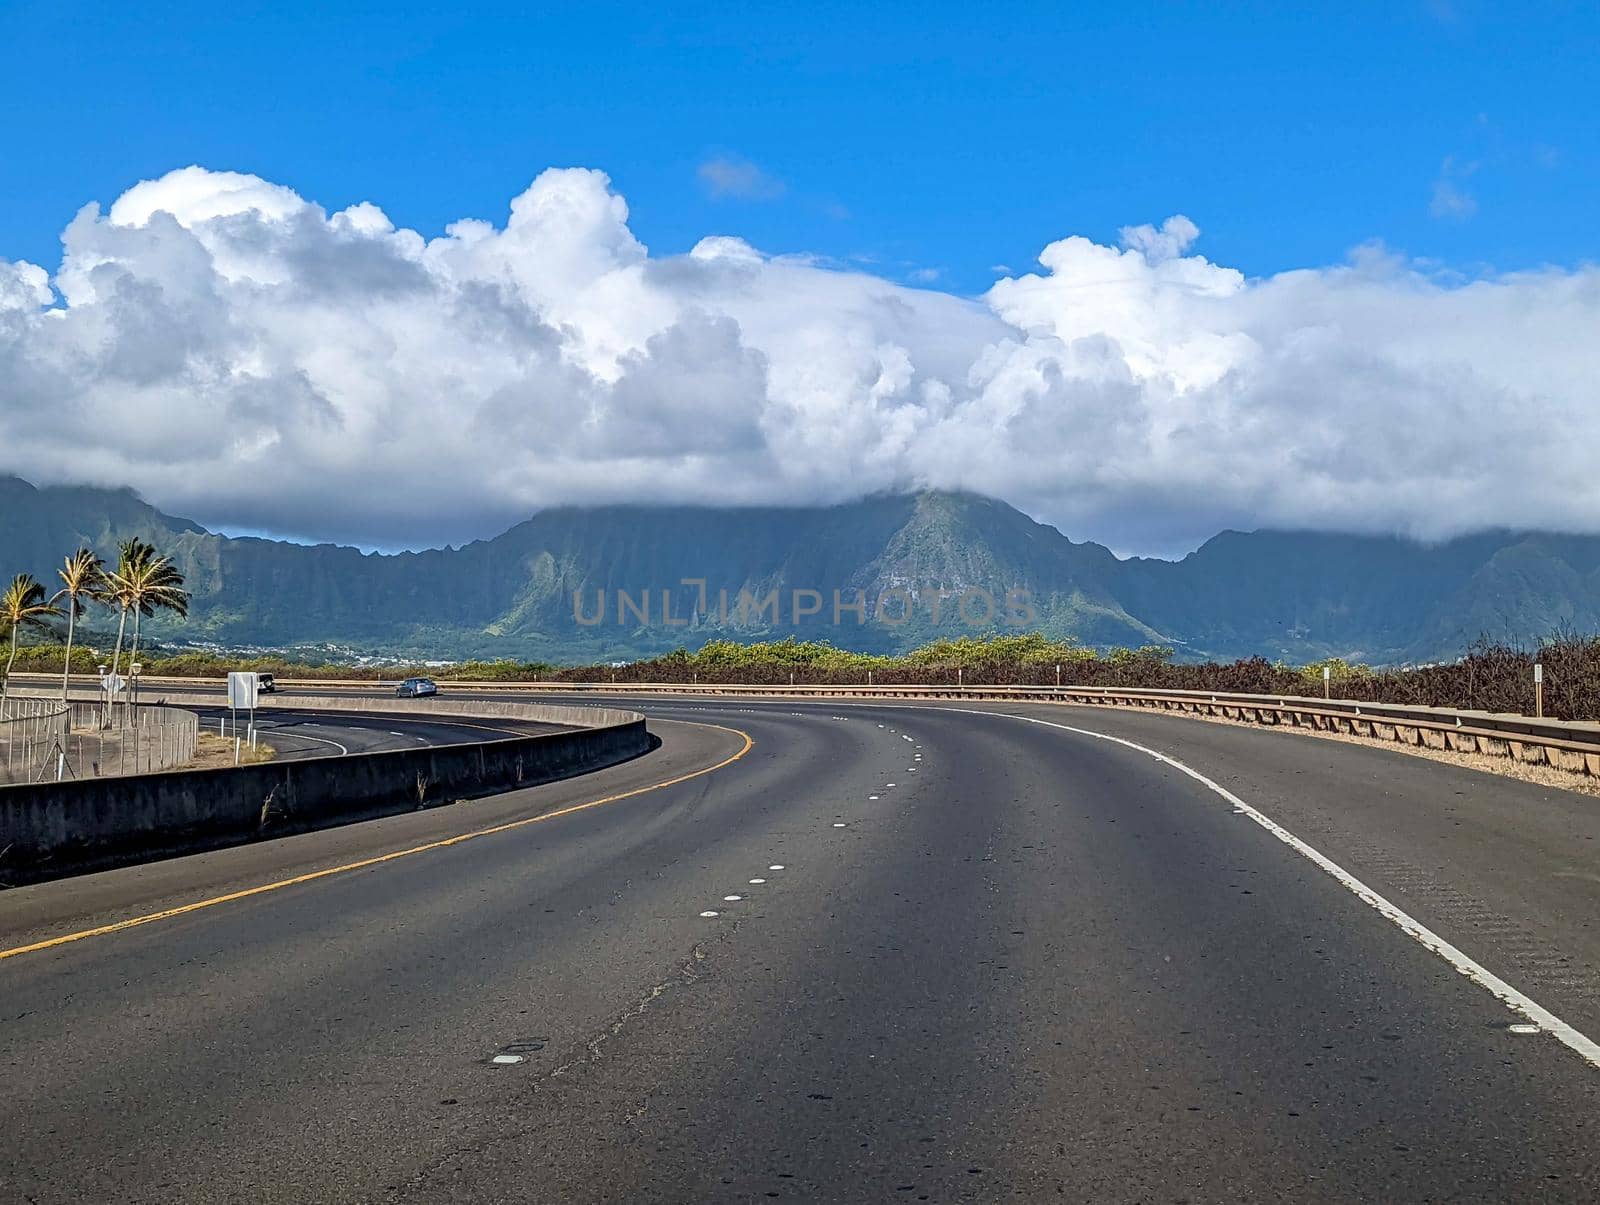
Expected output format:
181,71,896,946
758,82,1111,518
1,474,1593,664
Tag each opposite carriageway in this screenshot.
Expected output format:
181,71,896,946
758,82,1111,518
0,689,649,884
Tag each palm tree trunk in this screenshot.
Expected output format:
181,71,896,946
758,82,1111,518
127,610,143,719
61,605,77,704
3,624,17,705
109,608,127,676
105,607,128,727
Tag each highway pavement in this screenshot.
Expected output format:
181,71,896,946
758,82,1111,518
2,695,1598,1202
185,704,567,760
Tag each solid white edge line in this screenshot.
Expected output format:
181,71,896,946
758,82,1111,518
945,705,1600,1074
261,727,350,756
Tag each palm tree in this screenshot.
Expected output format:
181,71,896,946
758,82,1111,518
1,574,62,703
53,548,105,704
121,550,188,712
100,539,153,723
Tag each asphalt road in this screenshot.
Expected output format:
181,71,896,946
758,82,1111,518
185,704,566,760
3,695,1598,1202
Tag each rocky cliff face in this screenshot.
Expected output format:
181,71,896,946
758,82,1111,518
3,474,1594,663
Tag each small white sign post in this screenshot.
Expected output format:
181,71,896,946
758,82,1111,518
1323,664,1332,699
1534,662,1544,718
226,672,260,760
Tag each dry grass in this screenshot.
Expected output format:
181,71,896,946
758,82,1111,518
188,731,275,770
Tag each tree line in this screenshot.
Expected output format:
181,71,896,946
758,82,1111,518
0,540,188,708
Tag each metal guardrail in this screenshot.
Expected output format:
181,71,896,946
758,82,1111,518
494,681,1600,780
16,673,1600,780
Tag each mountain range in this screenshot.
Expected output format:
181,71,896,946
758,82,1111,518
3,473,1598,665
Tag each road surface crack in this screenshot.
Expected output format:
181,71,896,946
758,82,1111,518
385,924,739,1201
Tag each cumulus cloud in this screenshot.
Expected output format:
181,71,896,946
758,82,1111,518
2,164,1599,555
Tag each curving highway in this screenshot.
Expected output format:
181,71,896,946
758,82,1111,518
2,693,1599,1202
185,703,568,759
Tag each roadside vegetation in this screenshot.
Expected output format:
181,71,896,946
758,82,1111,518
9,630,1590,722
549,632,1600,721
1,643,557,684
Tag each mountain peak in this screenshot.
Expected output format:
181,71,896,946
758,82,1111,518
2,474,1597,664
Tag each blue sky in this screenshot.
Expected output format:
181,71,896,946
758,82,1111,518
3,1,1599,555
2,0,1595,293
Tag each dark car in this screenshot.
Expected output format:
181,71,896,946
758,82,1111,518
258,673,277,694
395,677,438,698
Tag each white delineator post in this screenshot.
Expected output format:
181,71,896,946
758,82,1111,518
1535,661,1544,718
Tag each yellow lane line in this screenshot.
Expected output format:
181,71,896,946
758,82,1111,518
1,723,754,963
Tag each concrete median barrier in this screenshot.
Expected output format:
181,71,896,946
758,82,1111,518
0,698,649,886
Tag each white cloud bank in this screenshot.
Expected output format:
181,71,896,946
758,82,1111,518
2,165,1598,555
